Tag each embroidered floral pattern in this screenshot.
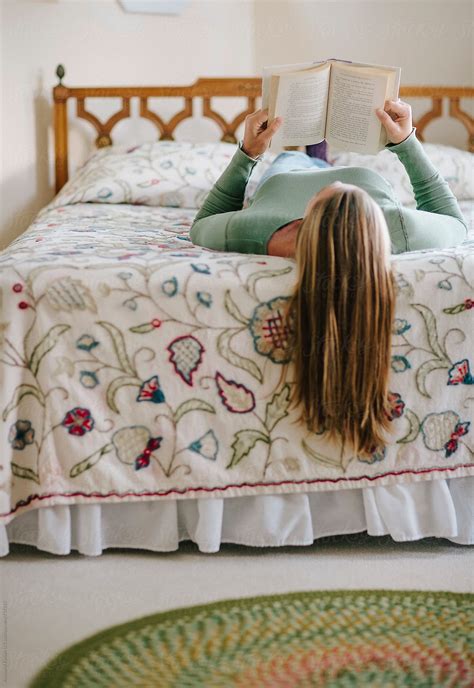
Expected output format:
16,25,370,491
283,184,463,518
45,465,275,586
162,277,178,296
448,359,473,385
76,334,99,351
8,420,35,450
444,421,470,458
1,193,473,522
62,408,95,436
188,430,218,461
196,291,212,308
167,335,204,386
80,371,99,388
385,392,405,421
391,356,411,373
249,296,294,364
215,372,255,414
392,318,411,335
191,263,211,274
112,426,162,469
421,411,469,454
137,376,166,403
135,437,162,470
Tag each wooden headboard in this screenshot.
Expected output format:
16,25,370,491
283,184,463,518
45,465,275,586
52,64,474,193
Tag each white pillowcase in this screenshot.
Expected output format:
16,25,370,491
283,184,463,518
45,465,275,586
49,141,278,211
328,142,474,205
49,138,471,212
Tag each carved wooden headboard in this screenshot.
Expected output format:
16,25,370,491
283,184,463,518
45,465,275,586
52,64,474,193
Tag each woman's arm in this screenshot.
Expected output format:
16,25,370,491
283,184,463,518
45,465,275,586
386,129,468,250
376,101,468,251
190,145,260,250
386,128,467,223
190,109,283,249
191,144,260,224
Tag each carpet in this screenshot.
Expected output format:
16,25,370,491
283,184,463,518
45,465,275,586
29,589,473,687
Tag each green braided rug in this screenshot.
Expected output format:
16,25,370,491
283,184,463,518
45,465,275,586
30,590,473,688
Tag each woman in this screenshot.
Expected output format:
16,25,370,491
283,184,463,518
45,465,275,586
190,101,467,459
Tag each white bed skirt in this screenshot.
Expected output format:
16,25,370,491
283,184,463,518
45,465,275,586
1,477,473,556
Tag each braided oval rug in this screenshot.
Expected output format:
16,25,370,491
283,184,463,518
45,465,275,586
30,590,473,687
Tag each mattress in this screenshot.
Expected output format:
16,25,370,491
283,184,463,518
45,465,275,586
1,199,473,555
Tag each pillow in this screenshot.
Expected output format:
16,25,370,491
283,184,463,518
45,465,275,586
49,141,278,210
328,142,474,205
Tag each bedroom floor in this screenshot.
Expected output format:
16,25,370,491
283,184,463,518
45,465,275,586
2,535,473,688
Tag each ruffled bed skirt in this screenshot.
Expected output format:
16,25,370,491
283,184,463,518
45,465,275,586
1,477,473,556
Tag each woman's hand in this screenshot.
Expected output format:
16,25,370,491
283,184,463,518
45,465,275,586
241,108,283,158
375,99,413,145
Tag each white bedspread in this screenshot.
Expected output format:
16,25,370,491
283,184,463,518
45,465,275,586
1,200,473,536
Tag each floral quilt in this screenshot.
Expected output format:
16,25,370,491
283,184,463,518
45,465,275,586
1,201,473,525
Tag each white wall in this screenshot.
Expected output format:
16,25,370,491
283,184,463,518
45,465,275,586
0,0,256,249
1,0,473,248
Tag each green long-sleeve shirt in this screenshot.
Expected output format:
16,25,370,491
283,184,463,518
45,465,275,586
190,129,468,255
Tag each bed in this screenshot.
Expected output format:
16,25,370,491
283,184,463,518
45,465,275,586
1,69,473,556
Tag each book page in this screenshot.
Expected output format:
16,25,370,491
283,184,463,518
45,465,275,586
325,64,390,154
261,60,327,110
268,63,331,149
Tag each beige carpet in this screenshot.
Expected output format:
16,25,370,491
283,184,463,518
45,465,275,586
2,534,473,688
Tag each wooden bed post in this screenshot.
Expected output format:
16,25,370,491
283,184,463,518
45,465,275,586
53,64,69,193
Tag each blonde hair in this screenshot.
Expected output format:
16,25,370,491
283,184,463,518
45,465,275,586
279,183,396,460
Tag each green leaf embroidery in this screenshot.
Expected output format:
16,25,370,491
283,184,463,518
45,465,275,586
217,329,263,383
70,444,113,478
2,384,45,421
265,384,291,432
397,408,420,444
106,375,141,414
302,438,343,469
98,321,135,375
411,304,448,361
227,429,269,469
130,323,155,334
416,358,450,398
224,290,249,325
173,399,215,424
443,302,467,315
45,277,97,313
29,324,70,376
246,267,293,300
11,462,40,484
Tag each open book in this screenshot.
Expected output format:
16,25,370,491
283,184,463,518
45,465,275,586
262,58,401,155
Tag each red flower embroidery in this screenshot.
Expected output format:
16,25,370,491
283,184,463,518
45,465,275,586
18,301,29,310
151,318,162,328
135,437,162,470
384,392,405,421
444,421,470,458
12,283,23,293
62,407,95,436
464,298,474,310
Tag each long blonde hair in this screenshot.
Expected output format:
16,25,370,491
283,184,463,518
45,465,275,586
279,183,396,460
